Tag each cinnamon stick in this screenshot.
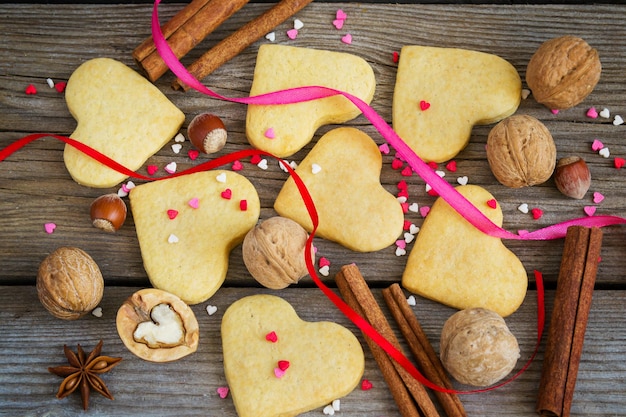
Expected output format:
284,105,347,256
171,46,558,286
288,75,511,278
133,0,250,82
536,226,603,417
173,0,314,90
335,264,440,417
383,284,466,417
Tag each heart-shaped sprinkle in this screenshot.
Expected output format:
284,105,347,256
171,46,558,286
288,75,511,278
457,176,469,185
586,107,598,118
400,202,409,213
188,149,199,160
517,203,529,214
293,19,304,30
584,206,596,216
278,360,290,371
216,172,227,183
401,166,413,177
287,28,298,40
147,165,158,175
591,139,604,151
91,307,103,318
25,84,37,95
419,100,431,111
250,154,262,164
614,115,624,126
164,161,177,174
614,157,625,169
531,208,543,220
118,188,129,198
445,160,457,172
319,265,330,276
395,247,407,257
397,180,408,191
319,257,331,268
44,222,56,234
54,82,67,93
257,159,268,170
336,9,347,20
391,159,404,170
264,127,276,139
332,399,341,411
599,147,611,158
167,209,179,220
188,197,199,209
599,108,610,118
403,220,413,230
486,199,497,209
239,199,248,211
419,206,430,217
174,133,185,143
217,387,229,399
206,305,218,315
427,161,438,170
232,160,243,171
361,379,373,391
407,295,417,306
593,192,605,204
332,19,344,30
168,234,179,243
323,405,335,415
265,331,278,343
404,232,415,244
341,33,352,44
171,143,182,154
221,189,232,200
311,163,322,174
408,203,419,213
521,89,531,99
397,189,408,199
265,32,276,42
409,224,420,234
551,109,559,115
392,51,400,63
274,367,286,378
378,143,390,154
396,239,407,249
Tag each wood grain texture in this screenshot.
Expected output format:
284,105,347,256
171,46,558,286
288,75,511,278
0,2,626,416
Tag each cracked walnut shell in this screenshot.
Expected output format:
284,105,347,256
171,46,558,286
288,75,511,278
486,115,556,188
526,36,601,110
440,308,520,387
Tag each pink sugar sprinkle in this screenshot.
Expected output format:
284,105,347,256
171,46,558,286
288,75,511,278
217,387,229,399
264,128,276,139
232,160,243,171
593,192,605,204
44,222,56,234
274,368,286,378
147,165,158,175
378,143,390,154
239,199,248,211
287,28,298,40
319,257,331,268
188,197,199,209
221,189,232,200
586,107,599,118
341,33,352,44
333,18,344,30
395,239,407,249
167,209,178,220
591,139,604,151
25,84,37,95
551,109,559,115
584,206,596,216
419,206,430,218
265,331,278,343
336,9,347,20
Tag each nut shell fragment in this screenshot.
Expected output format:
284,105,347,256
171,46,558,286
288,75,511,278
37,247,104,320
116,288,199,362
440,308,520,387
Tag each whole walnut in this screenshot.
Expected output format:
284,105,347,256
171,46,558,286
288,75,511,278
37,247,104,320
526,36,601,110
486,115,556,188
242,216,313,289
440,308,520,387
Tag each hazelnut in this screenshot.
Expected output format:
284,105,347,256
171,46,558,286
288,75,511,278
187,113,227,154
90,193,127,232
37,247,104,320
554,156,591,199
440,308,520,387
116,288,199,362
526,36,601,110
486,115,556,188
242,216,313,289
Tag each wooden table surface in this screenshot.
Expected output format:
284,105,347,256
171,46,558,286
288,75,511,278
1,2,626,416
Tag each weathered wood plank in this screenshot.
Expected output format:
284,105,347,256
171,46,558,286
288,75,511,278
0,286,625,416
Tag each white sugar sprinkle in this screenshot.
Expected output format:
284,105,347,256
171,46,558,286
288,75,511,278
311,163,322,174
91,307,103,318
174,133,185,143
407,295,416,306
332,399,340,411
46,78,55,88
168,234,179,244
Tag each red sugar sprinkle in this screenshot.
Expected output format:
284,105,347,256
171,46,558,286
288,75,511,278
188,149,199,160
239,199,248,211
427,188,439,197
392,51,400,63
531,208,543,220
221,188,232,200
403,220,413,230
486,199,497,209
391,159,404,170
167,209,178,220
614,157,625,169
400,202,409,213
397,180,408,191
361,379,373,390
400,166,413,177
147,165,158,175
54,82,67,93
250,154,262,165
232,160,243,171
319,257,331,268
397,188,409,199
265,331,278,343
25,84,37,95
427,161,438,170
277,360,290,371
445,160,457,172
419,100,431,111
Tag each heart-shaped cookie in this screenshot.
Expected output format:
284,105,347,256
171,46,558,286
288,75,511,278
64,58,185,187
246,44,376,158
221,294,364,417
274,127,404,252
402,185,527,317
392,46,521,163
129,170,260,304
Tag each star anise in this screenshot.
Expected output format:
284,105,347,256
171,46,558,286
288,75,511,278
48,340,122,410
